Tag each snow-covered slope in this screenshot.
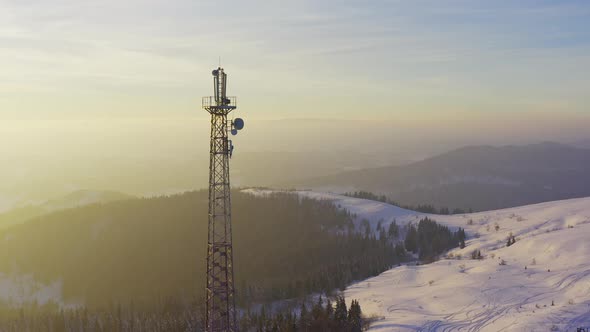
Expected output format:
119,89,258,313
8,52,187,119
243,189,427,231
0,273,68,308
246,189,590,331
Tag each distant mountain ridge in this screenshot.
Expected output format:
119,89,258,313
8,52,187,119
288,142,590,211
43,189,132,210
0,189,133,229
572,138,590,149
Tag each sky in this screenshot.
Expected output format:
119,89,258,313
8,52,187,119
0,0,589,202
1,0,589,119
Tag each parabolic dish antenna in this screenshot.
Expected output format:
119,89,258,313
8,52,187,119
234,118,244,130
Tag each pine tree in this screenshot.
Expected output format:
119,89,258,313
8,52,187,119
326,298,334,319
379,228,387,244
348,299,363,332
457,228,467,249
312,295,324,320
404,225,418,253
258,305,268,331
334,296,348,328
388,220,399,238
300,302,310,332
506,233,516,247
285,311,297,332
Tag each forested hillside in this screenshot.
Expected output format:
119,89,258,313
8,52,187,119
0,191,402,309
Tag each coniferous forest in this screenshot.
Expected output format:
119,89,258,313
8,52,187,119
403,217,466,262
241,296,367,332
0,191,401,308
0,190,465,330
0,294,366,331
344,190,473,214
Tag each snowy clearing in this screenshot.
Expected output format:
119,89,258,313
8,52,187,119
0,273,69,308
245,189,590,331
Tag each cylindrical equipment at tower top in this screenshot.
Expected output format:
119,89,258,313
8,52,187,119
213,67,228,105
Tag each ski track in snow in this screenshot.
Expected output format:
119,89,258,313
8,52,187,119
245,189,590,332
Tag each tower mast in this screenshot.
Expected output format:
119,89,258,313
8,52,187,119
202,67,242,332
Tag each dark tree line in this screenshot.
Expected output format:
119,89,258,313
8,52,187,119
404,217,466,262
240,295,366,332
0,295,369,332
0,298,204,332
471,249,483,260
344,191,473,214
233,192,408,305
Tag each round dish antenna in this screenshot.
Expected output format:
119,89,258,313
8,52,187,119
233,118,244,130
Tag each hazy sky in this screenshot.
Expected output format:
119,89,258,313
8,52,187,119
1,0,589,119
1,0,589,202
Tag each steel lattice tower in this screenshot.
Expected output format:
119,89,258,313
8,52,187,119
202,67,242,332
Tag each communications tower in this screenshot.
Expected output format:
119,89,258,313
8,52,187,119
202,67,244,332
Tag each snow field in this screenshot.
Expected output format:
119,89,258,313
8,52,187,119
246,190,590,331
